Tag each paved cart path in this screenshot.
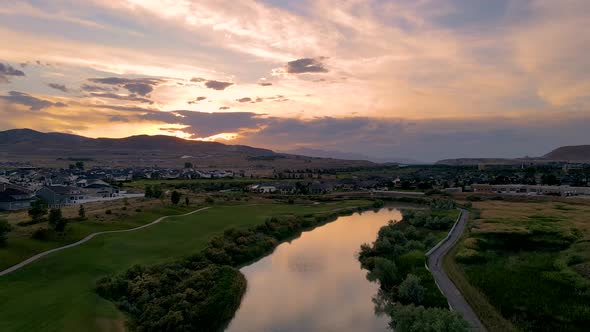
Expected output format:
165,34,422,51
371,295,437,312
0,207,210,277
426,210,487,331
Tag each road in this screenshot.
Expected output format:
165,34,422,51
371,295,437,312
426,210,487,331
0,207,210,277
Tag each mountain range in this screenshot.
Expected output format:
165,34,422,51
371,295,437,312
0,129,374,169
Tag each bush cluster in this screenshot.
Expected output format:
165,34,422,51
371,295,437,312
402,210,456,230
97,262,245,332
358,208,468,332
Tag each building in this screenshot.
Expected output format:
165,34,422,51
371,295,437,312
36,185,87,208
0,184,35,211
83,180,119,198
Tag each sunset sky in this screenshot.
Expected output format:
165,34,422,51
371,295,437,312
0,0,588,162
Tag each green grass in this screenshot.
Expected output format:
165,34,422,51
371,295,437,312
0,200,370,332
0,206,195,271
447,201,590,332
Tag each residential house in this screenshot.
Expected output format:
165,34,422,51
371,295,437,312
0,183,35,211
37,185,87,208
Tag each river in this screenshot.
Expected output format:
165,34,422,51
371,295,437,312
225,207,401,332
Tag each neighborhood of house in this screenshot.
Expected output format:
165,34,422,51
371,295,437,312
1,162,589,211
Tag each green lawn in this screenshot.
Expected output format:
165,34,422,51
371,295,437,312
0,200,370,332
0,206,195,271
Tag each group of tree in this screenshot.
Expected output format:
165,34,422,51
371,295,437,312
359,207,468,332
144,185,163,199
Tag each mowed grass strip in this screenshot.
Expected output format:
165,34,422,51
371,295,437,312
0,200,369,332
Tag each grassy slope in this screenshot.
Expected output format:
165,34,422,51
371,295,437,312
0,200,369,332
446,200,590,332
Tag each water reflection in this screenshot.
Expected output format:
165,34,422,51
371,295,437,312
226,208,401,332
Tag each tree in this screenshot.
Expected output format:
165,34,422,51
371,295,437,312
0,219,11,247
75,161,84,169
185,196,190,206
145,185,153,198
367,257,398,288
78,205,86,220
398,274,426,305
28,199,48,223
49,208,67,232
171,191,181,205
153,185,163,199
184,162,193,169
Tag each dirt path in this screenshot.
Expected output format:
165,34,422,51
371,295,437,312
426,210,487,331
0,207,210,277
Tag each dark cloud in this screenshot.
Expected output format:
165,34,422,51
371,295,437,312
236,97,252,103
258,82,272,86
92,104,155,113
0,91,65,111
109,115,130,122
286,57,328,74
87,77,162,96
80,84,118,92
205,80,234,90
47,83,69,93
219,106,230,110
141,110,264,137
90,92,153,104
190,77,206,82
188,96,207,105
123,83,153,96
0,63,26,83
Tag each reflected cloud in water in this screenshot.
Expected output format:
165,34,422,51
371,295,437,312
226,208,401,332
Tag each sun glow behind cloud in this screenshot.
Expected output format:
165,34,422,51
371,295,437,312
0,0,589,161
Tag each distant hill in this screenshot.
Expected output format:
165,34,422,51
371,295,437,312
285,147,424,164
543,145,590,162
436,144,590,165
0,129,375,169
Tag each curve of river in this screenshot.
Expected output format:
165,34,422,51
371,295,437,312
226,207,401,332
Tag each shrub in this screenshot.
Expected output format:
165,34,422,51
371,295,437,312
48,208,67,232
105,209,112,215
31,227,50,240
398,274,426,305
389,304,469,332
0,219,11,246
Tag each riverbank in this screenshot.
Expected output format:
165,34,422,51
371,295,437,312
0,199,372,332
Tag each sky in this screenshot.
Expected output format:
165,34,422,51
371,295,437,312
0,0,588,162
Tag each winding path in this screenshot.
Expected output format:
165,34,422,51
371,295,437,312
0,207,210,277
426,210,486,331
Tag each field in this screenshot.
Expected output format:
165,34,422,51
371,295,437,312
0,199,371,332
446,199,590,331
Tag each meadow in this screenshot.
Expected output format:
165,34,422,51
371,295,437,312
0,199,370,332
446,199,590,331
